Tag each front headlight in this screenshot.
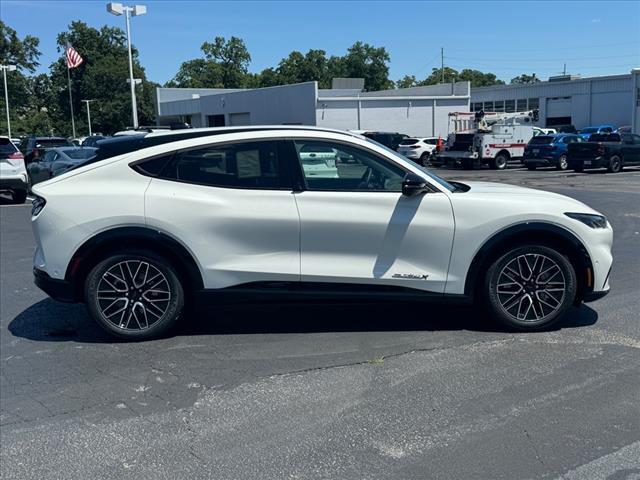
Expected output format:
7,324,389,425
565,212,608,229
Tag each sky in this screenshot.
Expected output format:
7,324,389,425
2,0,640,85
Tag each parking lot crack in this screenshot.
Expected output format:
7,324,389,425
523,428,545,466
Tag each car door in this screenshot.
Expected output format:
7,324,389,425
144,139,301,289
621,134,640,164
289,138,455,294
28,150,56,185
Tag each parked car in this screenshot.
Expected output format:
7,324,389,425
0,137,28,203
22,136,74,163
616,126,632,134
533,127,557,136
297,143,339,178
567,133,640,173
82,135,110,148
27,146,97,187
31,126,612,340
523,134,583,170
352,131,409,151
557,125,578,134
397,137,440,165
577,125,616,140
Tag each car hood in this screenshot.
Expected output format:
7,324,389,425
456,181,598,212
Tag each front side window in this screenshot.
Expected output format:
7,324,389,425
293,140,406,192
154,141,289,189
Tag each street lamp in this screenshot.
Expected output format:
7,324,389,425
81,99,96,136
106,2,146,129
1,64,17,138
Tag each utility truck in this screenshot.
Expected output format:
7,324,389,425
435,109,539,169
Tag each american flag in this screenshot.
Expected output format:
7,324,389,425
65,44,84,69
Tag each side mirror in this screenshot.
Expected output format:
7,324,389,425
402,173,429,197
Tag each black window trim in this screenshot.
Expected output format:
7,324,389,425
129,138,295,191
285,137,439,194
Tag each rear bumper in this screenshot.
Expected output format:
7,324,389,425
568,156,607,169
33,268,78,303
0,176,28,191
523,156,558,167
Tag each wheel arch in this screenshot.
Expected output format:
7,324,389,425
65,226,204,301
495,149,511,159
464,222,594,303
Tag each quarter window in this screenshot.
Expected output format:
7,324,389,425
293,140,406,192
154,141,289,189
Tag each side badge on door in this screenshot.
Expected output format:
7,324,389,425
392,273,429,280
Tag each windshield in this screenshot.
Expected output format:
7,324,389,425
0,138,18,155
36,139,72,149
528,136,555,145
365,138,456,192
399,139,419,145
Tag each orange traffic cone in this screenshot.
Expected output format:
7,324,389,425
436,136,443,152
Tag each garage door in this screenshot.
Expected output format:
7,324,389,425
546,97,571,117
229,112,251,126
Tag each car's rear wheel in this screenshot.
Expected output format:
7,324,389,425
419,152,430,166
607,155,622,173
11,189,27,204
85,250,184,340
484,245,576,331
557,154,568,170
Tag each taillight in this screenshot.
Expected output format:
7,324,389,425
8,151,23,160
31,195,46,217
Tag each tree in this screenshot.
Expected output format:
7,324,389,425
420,66,460,85
510,73,540,85
0,21,42,135
277,49,331,87
395,75,418,89
48,21,156,135
169,36,251,89
458,69,505,88
328,42,392,91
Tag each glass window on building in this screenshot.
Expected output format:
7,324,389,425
472,102,483,112
516,98,528,111
494,100,505,112
483,101,494,111
505,100,516,113
529,98,540,109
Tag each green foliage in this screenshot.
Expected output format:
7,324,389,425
399,67,505,89
510,73,541,85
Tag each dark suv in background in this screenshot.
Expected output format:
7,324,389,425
359,131,409,151
567,133,640,173
22,137,73,163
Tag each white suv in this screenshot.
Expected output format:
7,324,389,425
0,137,28,203
397,137,439,165
31,127,613,340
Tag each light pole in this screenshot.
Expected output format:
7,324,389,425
81,99,96,136
1,64,17,138
106,2,146,129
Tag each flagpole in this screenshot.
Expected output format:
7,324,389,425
66,54,76,139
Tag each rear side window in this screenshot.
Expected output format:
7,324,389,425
157,141,289,189
36,139,72,149
589,134,621,142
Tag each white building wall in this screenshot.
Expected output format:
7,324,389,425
633,69,640,134
471,73,635,130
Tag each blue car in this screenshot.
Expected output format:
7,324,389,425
577,125,616,139
523,134,584,170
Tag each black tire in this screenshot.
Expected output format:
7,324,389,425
557,154,568,171
483,245,577,331
419,152,430,166
607,155,622,173
85,250,184,340
11,189,27,204
526,165,536,171
461,158,474,170
490,153,509,170
574,166,584,173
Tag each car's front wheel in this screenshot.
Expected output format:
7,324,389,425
557,154,568,170
85,251,184,340
484,245,576,331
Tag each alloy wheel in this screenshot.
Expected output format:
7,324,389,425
96,260,171,331
496,253,566,322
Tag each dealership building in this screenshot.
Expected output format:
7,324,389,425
154,80,470,138
470,69,640,131
154,69,640,135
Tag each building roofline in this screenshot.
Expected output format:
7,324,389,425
471,72,633,92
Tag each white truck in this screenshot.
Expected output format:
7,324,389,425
435,110,539,169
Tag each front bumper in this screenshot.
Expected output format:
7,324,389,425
33,268,77,303
583,289,609,302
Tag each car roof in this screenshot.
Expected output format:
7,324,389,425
87,126,365,163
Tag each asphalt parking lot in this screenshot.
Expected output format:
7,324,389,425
1,166,639,479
